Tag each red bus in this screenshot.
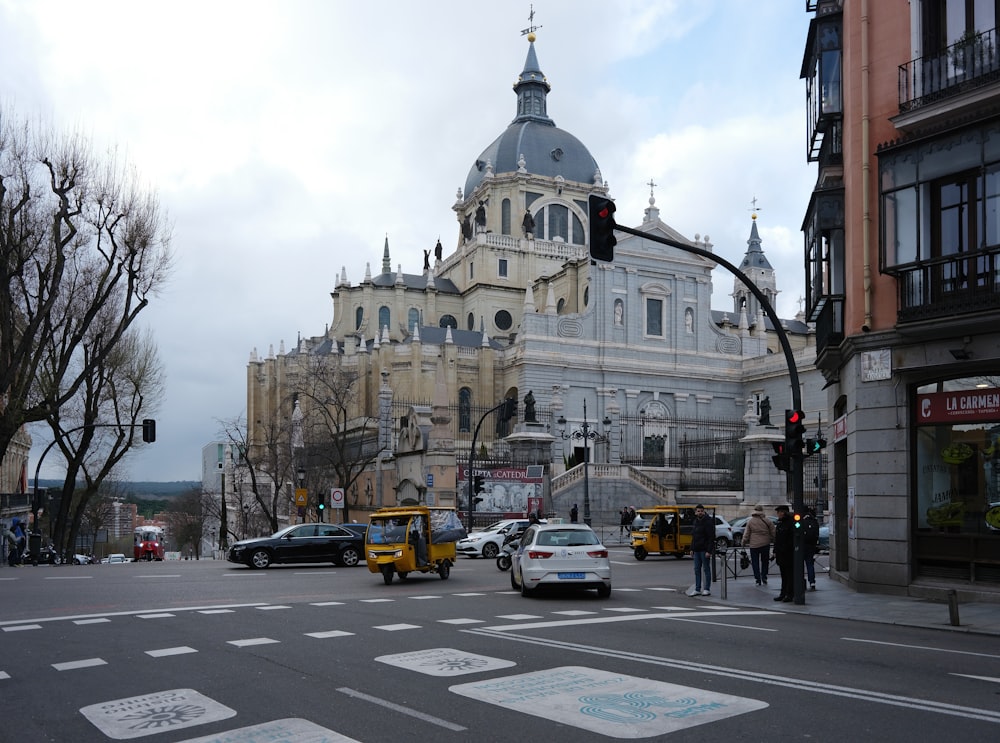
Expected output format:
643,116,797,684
134,526,166,561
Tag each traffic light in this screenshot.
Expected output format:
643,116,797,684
784,409,806,456
500,398,517,422
141,418,156,443
805,437,827,456
588,194,617,262
317,492,326,520
793,512,802,530
771,441,790,472
472,475,485,508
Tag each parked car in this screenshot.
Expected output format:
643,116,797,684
714,516,734,549
457,519,536,559
336,523,369,539
730,515,779,545
510,523,611,598
72,554,93,565
227,523,364,569
104,553,128,564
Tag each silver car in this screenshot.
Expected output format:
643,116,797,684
510,523,611,598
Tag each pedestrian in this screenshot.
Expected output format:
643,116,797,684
4,523,18,566
772,505,794,602
690,504,716,596
619,507,629,538
11,517,25,566
740,504,775,586
802,507,820,590
570,504,579,523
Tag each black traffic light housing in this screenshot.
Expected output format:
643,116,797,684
472,475,485,508
784,409,806,456
500,398,517,422
771,441,790,472
142,418,156,443
588,194,617,262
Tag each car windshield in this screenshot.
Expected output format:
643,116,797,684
535,529,600,547
480,521,508,533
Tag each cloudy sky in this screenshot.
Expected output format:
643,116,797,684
4,1,815,483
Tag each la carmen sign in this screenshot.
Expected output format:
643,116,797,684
917,389,1000,425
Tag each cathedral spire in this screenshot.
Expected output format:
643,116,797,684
513,26,553,126
382,234,391,273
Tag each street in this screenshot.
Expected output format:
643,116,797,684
2,547,998,741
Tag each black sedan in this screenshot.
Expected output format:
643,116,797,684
227,523,364,569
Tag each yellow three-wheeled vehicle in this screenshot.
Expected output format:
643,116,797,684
630,505,714,560
365,506,465,584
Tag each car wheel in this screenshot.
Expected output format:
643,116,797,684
339,547,361,567
633,546,647,561
380,564,394,584
482,542,500,559
520,574,534,597
438,561,450,580
496,554,511,571
250,549,272,569
597,583,612,599
716,537,730,551
510,569,520,591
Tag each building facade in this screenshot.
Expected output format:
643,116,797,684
803,0,1000,597
245,32,824,531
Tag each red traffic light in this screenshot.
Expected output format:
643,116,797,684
588,194,617,262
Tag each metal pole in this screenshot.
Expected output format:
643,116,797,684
582,400,591,526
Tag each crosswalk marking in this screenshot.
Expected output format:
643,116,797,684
138,613,175,619
74,618,111,625
305,630,355,639
146,646,197,657
53,658,106,671
375,623,421,631
228,638,279,647
2,624,41,632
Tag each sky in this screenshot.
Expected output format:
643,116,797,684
2,1,816,483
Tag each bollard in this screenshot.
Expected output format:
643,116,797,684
947,589,960,626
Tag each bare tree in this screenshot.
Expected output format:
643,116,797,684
42,328,164,558
219,415,295,534
295,356,380,523
166,487,206,559
0,107,172,467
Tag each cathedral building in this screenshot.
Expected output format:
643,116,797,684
245,31,821,528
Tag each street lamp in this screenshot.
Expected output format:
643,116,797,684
558,400,610,526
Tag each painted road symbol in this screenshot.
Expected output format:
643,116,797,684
450,665,767,738
80,689,235,740
376,647,516,676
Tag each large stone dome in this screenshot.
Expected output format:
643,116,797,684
463,40,600,198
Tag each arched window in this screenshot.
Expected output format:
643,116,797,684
571,212,585,245
501,198,511,235
467,312,475,331
355,307,364,330
549,203,569,241
378,306,390,333
459,388,472,432
408,308,420,332
439,314,457,329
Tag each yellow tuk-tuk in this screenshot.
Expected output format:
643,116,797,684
365,506,466,584
630,505,714,560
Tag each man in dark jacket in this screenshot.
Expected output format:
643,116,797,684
690,505,716,596
773,505,794,602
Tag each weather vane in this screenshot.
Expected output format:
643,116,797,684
647,178,658,200
521,4,541,37
749,195,763,219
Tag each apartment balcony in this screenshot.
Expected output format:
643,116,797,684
896,29,1000,132
896,248,1000,328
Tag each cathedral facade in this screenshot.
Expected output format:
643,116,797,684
245,34,821,527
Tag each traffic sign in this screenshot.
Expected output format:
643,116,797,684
294,488,308,506
330,487,344,507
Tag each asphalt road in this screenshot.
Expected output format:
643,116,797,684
2,547,998,741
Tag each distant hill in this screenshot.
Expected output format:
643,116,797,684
37,480,199,499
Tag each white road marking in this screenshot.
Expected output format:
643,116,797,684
337,686,466,732
0,602,268,627
0,671,10,679
482,610,778,632
228,638,279,647
74,618,111,625
81,688,235,740
134,574,181,578
197,609,234,615
451,665,767,737
438,618,484,625
2,624,41,631
612,586,642,590
305,630,355,639
844,637,1000,659
177,718,359,742
553,610,598,616
360,598,394,603
465,630,1000,725
146,647,197,657
376,647,515,676
408,595,441,600
374,623,421,631
495,613,543,620
604,607,648,612
53,658,106,671
310,601,345,606
255,605,291,611
43,575,92,580
138,613,175,619
452,592,487,596
952,674,1000,683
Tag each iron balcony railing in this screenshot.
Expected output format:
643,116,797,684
897,248,1000,322
899,28,1000,113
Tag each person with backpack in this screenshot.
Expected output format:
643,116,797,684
740,504,775,586
802,507,821,591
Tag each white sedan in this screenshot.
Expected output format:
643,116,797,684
510,523,611,598
456,519,534,559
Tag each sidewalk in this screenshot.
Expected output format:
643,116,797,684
705,554,1000,636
